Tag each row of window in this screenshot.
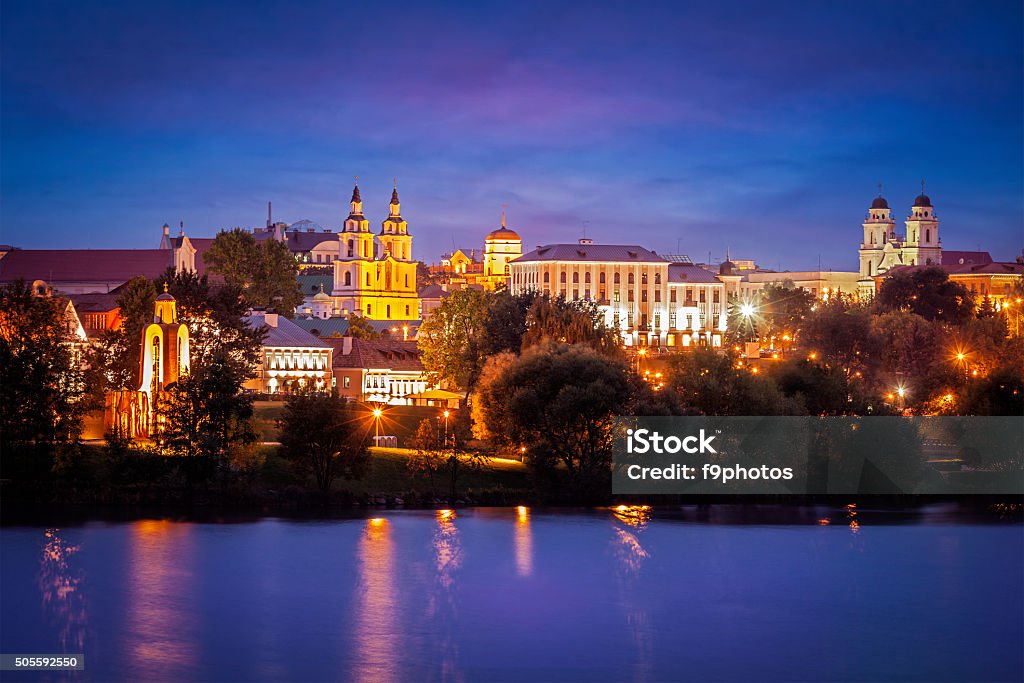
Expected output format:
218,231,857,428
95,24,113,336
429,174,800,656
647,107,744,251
265,351,330,371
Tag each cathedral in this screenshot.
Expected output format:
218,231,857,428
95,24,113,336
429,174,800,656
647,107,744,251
331,184,419,321
857,185,942,298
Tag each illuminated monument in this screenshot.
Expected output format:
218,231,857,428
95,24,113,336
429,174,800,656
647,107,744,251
104,285,190,439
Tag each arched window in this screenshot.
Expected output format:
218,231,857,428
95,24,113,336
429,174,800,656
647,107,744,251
599,272,606,284
572,272,579,284
347,239,354,258
654,273,661,285
926,229,930,243
560,272,567,284
584,272,591,284
628,273,635,285
642,273,648,285
344,271,352,286
366,273,371,286
614,272,621,285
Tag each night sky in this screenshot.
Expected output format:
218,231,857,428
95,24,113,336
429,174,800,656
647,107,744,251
2,0,1021,270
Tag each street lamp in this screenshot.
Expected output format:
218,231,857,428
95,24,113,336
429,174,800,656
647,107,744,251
372,406,383,440
442,409,450,447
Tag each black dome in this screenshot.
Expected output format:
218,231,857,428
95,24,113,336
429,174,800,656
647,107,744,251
871,196,889,209
719,260,736,275
913,193,931,207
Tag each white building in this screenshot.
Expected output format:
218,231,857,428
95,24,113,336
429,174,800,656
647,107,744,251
509,240,726,348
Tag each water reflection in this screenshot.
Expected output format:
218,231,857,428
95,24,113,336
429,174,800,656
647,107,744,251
514,506,533,577
430,510,463,683
610,507,653,681
126,520,197,673
353,518,398,683
37,528,86,653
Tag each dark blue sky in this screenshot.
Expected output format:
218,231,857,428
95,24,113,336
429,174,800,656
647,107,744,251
2,0,1022,269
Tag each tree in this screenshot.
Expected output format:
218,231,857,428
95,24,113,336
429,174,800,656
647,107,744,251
474,343,633,496
94,276,156,390
875,267,974,324
204,228,304,315
278,393,370,492
522,295,621,356
664,347,800,416
406,418,448,497
346,313,380,340
0,281,90,454
481,290,535,356
799,297,878,377
159,347,258,459
727,283,814,345
418,288,493,396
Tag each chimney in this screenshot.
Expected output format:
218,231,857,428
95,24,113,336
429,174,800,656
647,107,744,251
342,336,353,355
263,312,279,327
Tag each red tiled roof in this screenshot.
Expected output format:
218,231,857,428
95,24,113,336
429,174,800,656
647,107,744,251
0,249,174,284
324,338,424,371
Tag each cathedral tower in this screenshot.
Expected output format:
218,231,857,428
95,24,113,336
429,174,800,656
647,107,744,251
379,184,412,261
340,184,375,260
859,190,895,279
902,183,942,267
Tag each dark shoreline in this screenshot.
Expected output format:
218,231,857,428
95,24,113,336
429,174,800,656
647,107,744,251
3,496,1021,527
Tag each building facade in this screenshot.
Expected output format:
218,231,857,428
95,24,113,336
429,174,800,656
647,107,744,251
858,188,943,298
330,185,419,321
244,311,333,394
510,240,726,348
326,337,430,405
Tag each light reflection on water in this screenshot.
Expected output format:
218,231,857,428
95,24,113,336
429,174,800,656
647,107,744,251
1,507,1020,682
353,518,397,683
37,528,86,654
125,520,198,674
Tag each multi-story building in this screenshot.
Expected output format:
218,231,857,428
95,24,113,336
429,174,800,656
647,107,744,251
858,187,943,298
325,337,430,405
510,240,726,348
243,311,333,394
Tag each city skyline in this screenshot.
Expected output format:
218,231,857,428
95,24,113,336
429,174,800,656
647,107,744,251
2,0,1022,270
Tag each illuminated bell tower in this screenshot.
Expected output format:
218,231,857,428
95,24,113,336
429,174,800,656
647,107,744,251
902,182,942,267
139,284,190,404
859,190,895,279
341,183,375,260
379,184,412,261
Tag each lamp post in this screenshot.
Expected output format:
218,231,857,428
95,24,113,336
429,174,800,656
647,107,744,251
372,406,382,441
443,409,450,447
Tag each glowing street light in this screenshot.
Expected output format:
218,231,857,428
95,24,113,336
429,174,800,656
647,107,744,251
372,406,383,440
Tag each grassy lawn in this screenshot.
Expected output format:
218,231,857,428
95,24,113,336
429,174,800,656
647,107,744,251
333,447,529,497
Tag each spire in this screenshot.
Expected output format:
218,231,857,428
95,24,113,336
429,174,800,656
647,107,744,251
179,221,184,236
351,183,361,204
501,207,506,228
160,223,171,249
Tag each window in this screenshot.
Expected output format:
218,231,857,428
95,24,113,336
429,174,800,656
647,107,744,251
669,313,677,328
670,290,677,303
654,313,661,329
628,290,635,302
366,273,370,286
642,291,648,302
367,305,372,315
560,272,567,284
573,272,579,284
405,305,410,315
544,272,550,284
613,290,620,303
628,273,635,285
573,289,579,300
345,272,352,286
584,289,591,300
642,273,648,285
599,272,606,284
387,305,391,317
614,273,621,285
654,290,661,302
654,273,661,285
344,376,351,388
348,239,354,258
699,290,706,303
405,274,409,287
713,290,720,303
585,272,591,284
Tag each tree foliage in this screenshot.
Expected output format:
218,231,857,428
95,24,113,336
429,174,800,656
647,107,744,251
204,228,304,315
665,347,800,416
278,393,370,492
474,343,633,495
346,313,380,340
0,281,91,453
418,288,492,396
875,267,974,324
